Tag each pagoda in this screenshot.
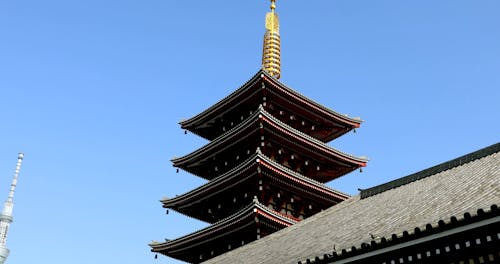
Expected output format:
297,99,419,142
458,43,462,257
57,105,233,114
150,1,367,263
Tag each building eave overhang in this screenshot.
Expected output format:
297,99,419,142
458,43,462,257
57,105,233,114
260,70,363,126
260,107,368,164
179,70,263,129
257,153,351,200
163,151,350,214
163,153,259,210
150,201,296,253
180,70,362,139
299,204,500,264
172,106,367,179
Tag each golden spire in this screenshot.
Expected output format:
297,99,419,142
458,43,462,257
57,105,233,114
262,0,281,79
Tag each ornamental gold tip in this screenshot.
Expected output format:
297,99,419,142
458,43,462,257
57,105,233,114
262,0,281,79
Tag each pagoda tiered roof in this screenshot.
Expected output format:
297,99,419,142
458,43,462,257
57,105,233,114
152,2,370,263
180,70,363,142
173,106,367,182
163,150,350,223
150,199,297,263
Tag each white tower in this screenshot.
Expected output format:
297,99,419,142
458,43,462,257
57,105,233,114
0,153,24,264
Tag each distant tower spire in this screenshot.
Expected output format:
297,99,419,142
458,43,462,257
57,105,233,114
0,153,24,264
262,0,281,79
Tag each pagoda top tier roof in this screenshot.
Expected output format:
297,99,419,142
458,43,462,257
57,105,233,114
163,151,350,223
180,70,363,142
172,106,368,182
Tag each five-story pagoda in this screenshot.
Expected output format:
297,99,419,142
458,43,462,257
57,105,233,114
150,1,368,263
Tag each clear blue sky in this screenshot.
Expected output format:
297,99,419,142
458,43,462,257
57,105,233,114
0,1,498,263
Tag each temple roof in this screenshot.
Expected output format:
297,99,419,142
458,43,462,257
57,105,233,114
299,204,499,263
180,70,363,142
173,106,367,182
163,151,350,223
150,200,297,262
202,142,500,264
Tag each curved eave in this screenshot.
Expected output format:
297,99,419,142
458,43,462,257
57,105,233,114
179,70,363,137
260,108,368,166
179,71,263,129
150,201,296,252
257,153,351,200
172,106,367,178
163,153,259,209
172,108,262,168
163,152,349,213
261,70,363,127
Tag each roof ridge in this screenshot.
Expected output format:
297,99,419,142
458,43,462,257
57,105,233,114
172,109,262,165
260,109,368,163
179,70,263,127
361,142,500,199
162,153,260,205
261,71,364,124
257,154,351,199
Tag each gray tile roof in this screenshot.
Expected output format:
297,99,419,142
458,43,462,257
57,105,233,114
202,143,500,264
300,203,499,264
361,143,500,198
